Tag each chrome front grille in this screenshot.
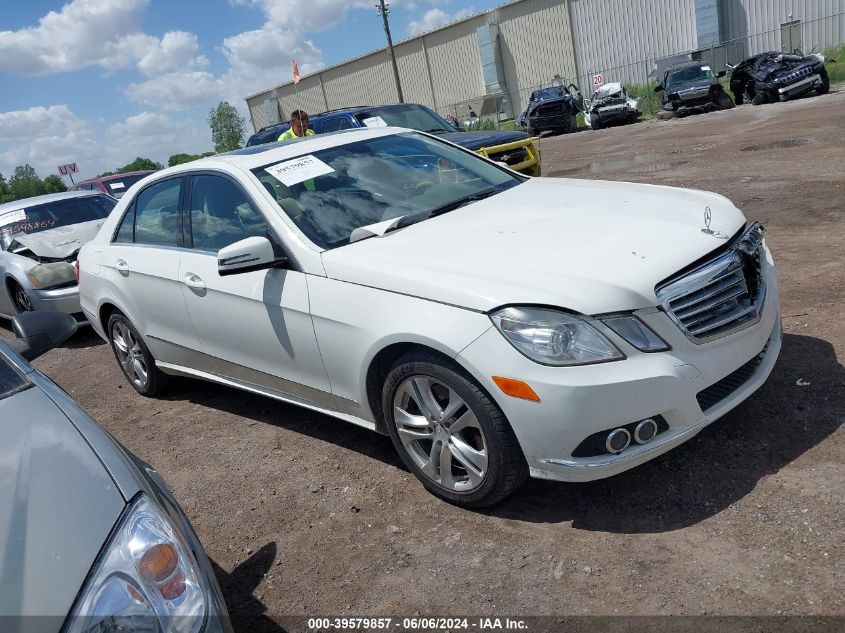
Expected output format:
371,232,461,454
657,223,766,343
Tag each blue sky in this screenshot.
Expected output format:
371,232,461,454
0,0,503,182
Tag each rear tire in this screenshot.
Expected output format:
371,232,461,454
381,351,528,507
751,92,768,106
107,312,168,396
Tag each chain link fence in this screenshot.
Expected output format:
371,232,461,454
433,12,844,129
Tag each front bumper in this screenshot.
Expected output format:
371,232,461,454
777,74,822,99
457,245,781,482
30,284,86,322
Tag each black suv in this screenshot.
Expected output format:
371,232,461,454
729,51,832,105
656,61,734,116
517,84,584,135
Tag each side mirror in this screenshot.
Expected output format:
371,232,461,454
717,70,726,78
654,84,664,92
9,311,78,361
218,236,287,277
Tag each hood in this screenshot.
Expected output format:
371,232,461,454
321,178,745,314
0,385,125,618
593,82,624,99
9,220,105,259
436,130,531,151
666,78,718,94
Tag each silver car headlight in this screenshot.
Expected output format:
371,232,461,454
65,495,208,633
26,262,76,289
490,306,625,366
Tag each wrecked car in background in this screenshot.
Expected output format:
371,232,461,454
585,82,642,130
728,51,834,105
0,191,115,320
656,61,734,117
518,82,584,135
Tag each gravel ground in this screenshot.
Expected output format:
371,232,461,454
3,89,843,632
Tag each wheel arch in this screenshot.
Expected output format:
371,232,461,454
364,341,476,434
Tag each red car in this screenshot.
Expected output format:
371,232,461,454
69,170,155,199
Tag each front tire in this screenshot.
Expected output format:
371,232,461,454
108,312,168,396
10,281,35,313
716,90,735,110
817,68,830,94
382,351,527,507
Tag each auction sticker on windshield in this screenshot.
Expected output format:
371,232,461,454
0,210,26,226
265,155,335,186
361,116,388,128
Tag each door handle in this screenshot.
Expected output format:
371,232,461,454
183,273,206,291
115,259,130,274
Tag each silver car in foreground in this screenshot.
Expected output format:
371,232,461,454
0,191,116,320
0,312,231,632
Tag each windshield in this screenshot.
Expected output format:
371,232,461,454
104,173,150,198
666,65,715,85
0,195,116,249
0,351,30,401
253,132,522,249
354,105,455,133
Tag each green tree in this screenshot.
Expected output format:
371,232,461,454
208,101,246,153
9,164,46,200
0,173,12,203
43,175,68,193
12,164,39,181
167,151,215,167
116,157,163,173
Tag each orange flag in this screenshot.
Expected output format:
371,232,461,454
291,59,301,84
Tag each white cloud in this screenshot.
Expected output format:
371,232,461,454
125,71,223,111
0,0,205,76
0,106,211,181
407,8,474,37
230,0,374,34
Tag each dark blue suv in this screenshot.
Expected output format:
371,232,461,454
246,103,540,176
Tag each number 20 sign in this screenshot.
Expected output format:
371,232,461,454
592,73,604,87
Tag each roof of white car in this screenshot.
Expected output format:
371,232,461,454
161,126,410,176
0,189,104,215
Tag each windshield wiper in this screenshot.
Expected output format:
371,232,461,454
427,187,504,218
423,128,451,134
385,187,506,234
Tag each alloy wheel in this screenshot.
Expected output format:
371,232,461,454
112,321,149,388
14,285,34,312
392,375,488,492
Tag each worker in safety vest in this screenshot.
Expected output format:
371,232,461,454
278,110,315,141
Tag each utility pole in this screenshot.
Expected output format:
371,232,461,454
376,0,404,103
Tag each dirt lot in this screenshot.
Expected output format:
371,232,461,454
4,91,843,631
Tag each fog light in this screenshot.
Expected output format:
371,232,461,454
606,428,631,454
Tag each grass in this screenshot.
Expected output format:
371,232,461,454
824,44,845,84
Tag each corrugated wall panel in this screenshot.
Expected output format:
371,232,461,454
424,15,488,108
494,0,578,113
570,0,698,92
322,52,398,108
739,0,843,54
394,39,435,106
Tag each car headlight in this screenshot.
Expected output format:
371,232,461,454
26,262,76,289
65,495,208,633
600,314,670,352
490,307,625,366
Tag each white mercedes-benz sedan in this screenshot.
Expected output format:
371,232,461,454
78,127,781,507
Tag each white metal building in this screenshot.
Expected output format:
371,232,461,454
245,0,845,131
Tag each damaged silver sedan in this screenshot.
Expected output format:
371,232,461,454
0,191,115,321
585,82,642,130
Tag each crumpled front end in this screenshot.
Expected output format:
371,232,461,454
585,84,641,129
